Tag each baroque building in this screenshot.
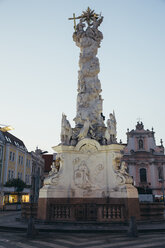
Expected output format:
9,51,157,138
123,122,165,197
0,130,32,209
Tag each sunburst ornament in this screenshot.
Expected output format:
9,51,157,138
81,7,99,25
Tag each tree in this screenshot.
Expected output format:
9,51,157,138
4,178,28,192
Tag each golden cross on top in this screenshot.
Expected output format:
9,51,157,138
68,13,79,31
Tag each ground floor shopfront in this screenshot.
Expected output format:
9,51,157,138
0,186,30,210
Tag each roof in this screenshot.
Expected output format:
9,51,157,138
1,131,27,152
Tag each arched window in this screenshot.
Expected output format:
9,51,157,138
140,168,147,182
139,139,144,149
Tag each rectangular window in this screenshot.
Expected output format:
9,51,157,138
26,159,28,167
20,172,22,180
12,153,15,161
9,152,12,161
22,195,29,203
9,195,18,203
18,172,20,178
19,156,21,164
29,160,31,167
140,168,147,183
11,170,14,179
21,156,23,165
8,170,11,180
25,174,30,183
0,147,2,160
158,167,163,180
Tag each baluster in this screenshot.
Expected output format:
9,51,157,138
54,207,57,219
112,206,115,219
108,206,111,219
114,206,117,218
68,207,71,218
60,206,63,218
57,206,61,218
103,206,106,219
117,206,121,219
63,206,66,218
66,207,69,218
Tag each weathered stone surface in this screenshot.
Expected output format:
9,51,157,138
39,140,135,198
38,9,140,222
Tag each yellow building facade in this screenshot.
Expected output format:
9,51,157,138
0,131,32,210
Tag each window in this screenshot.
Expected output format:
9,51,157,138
9,151,12,161
22,195,29,203
0,147,3,160
8,170,11,180
19,156,21,164
158,167,163,180
26,174,30,183
18,172,20,178
12,153,15,161
21,156,23,165
139,139,144,149
9,195,18,203
140,168,147,182
11,170,14,179
26,159,30,168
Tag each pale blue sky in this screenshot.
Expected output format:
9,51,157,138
0,0,165,153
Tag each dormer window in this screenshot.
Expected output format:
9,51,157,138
139,139,144,149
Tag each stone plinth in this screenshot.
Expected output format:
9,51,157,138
38,139,140,221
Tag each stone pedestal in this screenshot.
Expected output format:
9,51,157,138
38,139,140,222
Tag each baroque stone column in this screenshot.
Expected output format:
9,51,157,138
73,16,104,128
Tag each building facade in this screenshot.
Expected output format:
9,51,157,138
0,132,5,185
31,148,45,203
123,122,165,198
0,130,32,209
42,153,56,178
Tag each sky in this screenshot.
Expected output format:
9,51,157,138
0,0,165,153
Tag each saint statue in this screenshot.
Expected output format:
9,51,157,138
106,111,117,143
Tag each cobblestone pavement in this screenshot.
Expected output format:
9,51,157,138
0,231,165,248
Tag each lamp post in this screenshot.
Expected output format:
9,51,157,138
0,124,14,132
158,178,165,205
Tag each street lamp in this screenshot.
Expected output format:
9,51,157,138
0,124,14,132
158,178,165,205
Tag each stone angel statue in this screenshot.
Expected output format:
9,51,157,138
77,118,93,140
60,113,72,145
106,111,117,143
